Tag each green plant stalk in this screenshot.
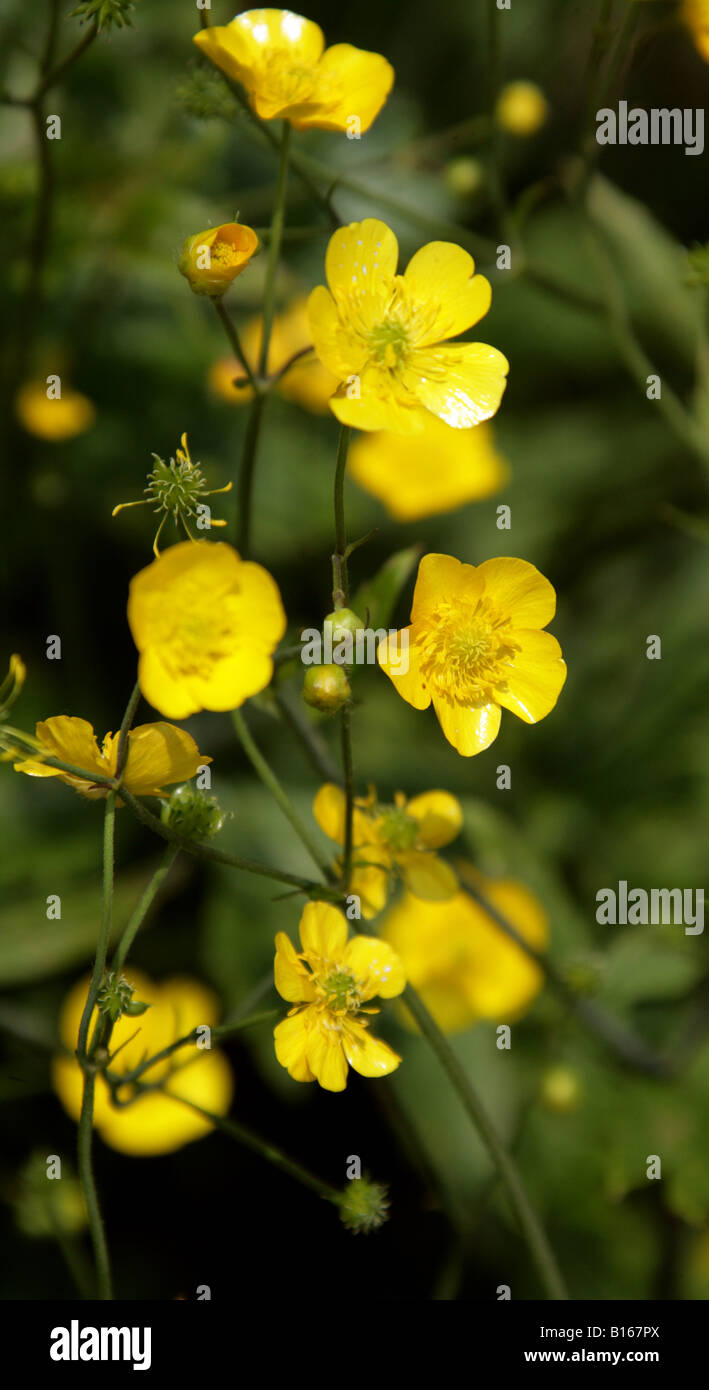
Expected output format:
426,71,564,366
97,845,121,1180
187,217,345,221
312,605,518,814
274,688,343,785
213,297,260,394
106,1010,280,1088
259,120,292,375
402,982,568,1300
114,680,141,781
236,392,265,556
111,844,179,971
231,709,334,880
332,424,351,608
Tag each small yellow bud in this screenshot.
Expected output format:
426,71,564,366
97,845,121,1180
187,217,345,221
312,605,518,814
303,665,351,714
540,1066,581,1114
495,81,549,137
178,222,259,297
444,156,486,197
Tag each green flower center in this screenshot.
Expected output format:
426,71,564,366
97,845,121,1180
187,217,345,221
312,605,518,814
369,317,411,369
377,807,419,853
322,968,360,1013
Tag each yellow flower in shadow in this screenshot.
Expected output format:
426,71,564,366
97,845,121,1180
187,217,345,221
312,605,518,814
13,716,208,799
16,381,95,441
348,412,508,520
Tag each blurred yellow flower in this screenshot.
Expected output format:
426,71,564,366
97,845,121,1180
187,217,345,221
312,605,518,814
194,9,393,132
13,716,208,799
495,81,549,137
0,653,26,720
208,298,338,412
348,412,508,520
15,381,95,441
53,971,233,1156
127,540,286,719
274,902,405,1091
308,219,508,433
381,869,548,1033
378,553,566,756
313,783,461,917
178,221,258,297
682,0,709,59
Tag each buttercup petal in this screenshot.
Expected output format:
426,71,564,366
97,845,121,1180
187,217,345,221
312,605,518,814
341,1019,401,1077
406,790,463,848
120,723,207,796
32,716,105,778
399,851,459,901
308,44,394,133
403,242,492,343
344,936,406,998
298,901,348,960
410,553,483,620
403,343,509,428
307,285,369,379
495,629,567,724
325,219,398,304
274,1012,316,1082
477,557,557,629
377,628,431,709
274,932,316,1003
432,697,502,757
306,1025,348,1091
347,415,507,521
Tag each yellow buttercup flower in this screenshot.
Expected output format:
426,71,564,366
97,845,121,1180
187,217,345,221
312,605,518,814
348,412,508,520
127,540,286,719
378,553,566,757
13,716,208,799
0,653,26,720
208,297,338,413
682,0,709,60
274,903,405,1091
194,10,393,133
15,381,95,441
313,783,461,918
381,869,548,1034
307,219,509,433
178,221,258,297
53,971,233,1155
495,81,549,137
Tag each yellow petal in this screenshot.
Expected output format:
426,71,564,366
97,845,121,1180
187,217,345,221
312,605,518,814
329,364,425,433
306,1024,348,1091
406,790,463,848
274,1012,315,1082
274,932,316,1003
193,11,325,99
348,415,507,521
33,716,105,778
411,552,483,621
495,629,566,724
298,901,348,960
400,851,459,901
377,627,431,710
120,723,207,796
307,285,369,380
344,936,406,999
403,242,491,344
312,782,347,841
325,219,398,305
477,557,557,629
341,1018,401,1078
191,650,276,713
402,342,509,428
303,44,394,133
351,861,390,919
432,697,501,756
137,649,198,721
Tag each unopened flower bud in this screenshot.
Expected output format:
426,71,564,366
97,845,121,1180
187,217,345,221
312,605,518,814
303,664,351,714
178,222,258,297
323,608,366,643
161,783,226,840
495,81,548,137
444,156,485,198
540,1066,581,1114
339,1178,390,1234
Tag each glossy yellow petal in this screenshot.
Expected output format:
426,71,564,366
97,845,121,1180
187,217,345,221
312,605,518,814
341,1018,401,1077
298,901,348,960
406,790,463,849
32,716,105,778
306,285,369,379
348,415,507,520
477,557,557,629
377,628,431,710
274,1011,315,1082
399,851,458,901
274,932,316,1003
344,936,406,999
325,219,398,305
306,44,394,133
410,552,483,621
351,863,390,919
432,697,501,756
494,629,567,724
329,364,425,433
119,723,207,796
312,782,348,843
136,649,198,721
194,11,325,101
402,342,509,428
403,242,491,344
306,1024,348,1091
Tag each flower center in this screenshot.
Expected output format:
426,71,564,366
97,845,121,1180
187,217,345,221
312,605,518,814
211,240,243,268
321,968,361,1014
376,806,419,853
418,598,519,705
369,317,411,369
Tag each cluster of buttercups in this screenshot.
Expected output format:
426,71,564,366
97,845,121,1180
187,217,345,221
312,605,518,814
6,10,566,1136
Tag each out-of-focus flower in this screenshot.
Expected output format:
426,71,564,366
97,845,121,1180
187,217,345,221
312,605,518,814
53,971,233,1155
302,664,351,713
339,1177,390,1233
540,1066,581,1113
112,433,232,556
273,902,405,1091
495,81,549,136
13,716,208,799
70,0,135,32
208,298,338,412
378,553,566,756
380,868,548,1033
348,412,508,520
15,381,95,441
682,0,709,60
178,221,258,297
444,156,486,198
308,219,508,433
194,10,393,133
127,540,286,719
13,1154,87,1239
0,654,26,721
313,783,461,917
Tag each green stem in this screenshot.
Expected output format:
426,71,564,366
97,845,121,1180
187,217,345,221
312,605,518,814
35,21,98,98
236,393,265,557
213,297,260,395
114,680,141,782
106,1010,279,1088
402,982,568,1300
259,120,291,376
77,792,116,1059
332,424,351,608
165,1093,342,1206
231,709,335,881
274,688,343,785
341,704,354,893
110,844,179,972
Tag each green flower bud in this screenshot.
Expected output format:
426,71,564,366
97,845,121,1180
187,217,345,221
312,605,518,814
323,608,366,644
339,1178,390,1234
540,1066,581,1114
97,971,136,1024
444,156,486,198
161,783,227,840
302,665,351,714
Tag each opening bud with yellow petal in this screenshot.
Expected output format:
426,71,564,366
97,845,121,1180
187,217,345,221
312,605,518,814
161,782,227,841
339,1178,390,1234
178,222,258,298
302,664,351,714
